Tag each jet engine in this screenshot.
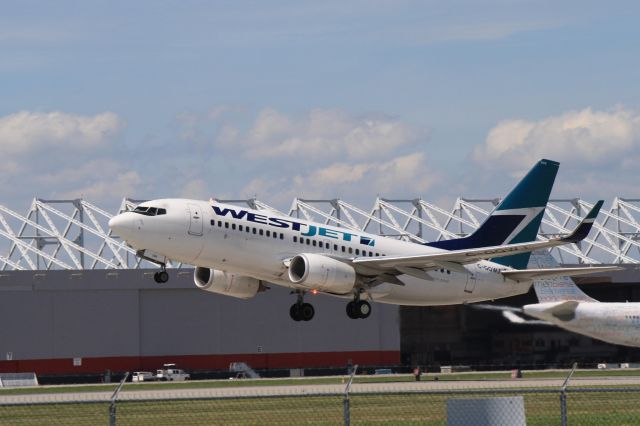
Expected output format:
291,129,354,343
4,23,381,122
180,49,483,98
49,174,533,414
288,253,356,294
194,267,261,299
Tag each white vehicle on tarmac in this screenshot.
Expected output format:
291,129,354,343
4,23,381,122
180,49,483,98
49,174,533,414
156,364,190,381
131,371,156,382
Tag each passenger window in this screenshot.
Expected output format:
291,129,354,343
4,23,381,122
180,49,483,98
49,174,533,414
266,230,271,237
225,222,229,229
341,246,345,252
259,229,264,236
369,252,373,257
375,253,380,257
252,228,256,234
274,232,278,239
300,237,304,244
334,244,338,251
293,236,297,243
318,241,323,249
239,225,243,231
355,249,360,255
312,240,317,247
232,224,236,230
246,227,250,233
280,233,284,239
348,247,353,254
218,221,222,227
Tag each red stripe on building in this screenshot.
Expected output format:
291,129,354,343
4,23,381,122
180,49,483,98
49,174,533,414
0,351,400,375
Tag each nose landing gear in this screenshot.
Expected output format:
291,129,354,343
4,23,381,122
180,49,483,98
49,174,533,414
153,267,169,283
289,292,315,321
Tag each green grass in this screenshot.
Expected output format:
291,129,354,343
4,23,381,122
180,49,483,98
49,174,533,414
2,390,640,425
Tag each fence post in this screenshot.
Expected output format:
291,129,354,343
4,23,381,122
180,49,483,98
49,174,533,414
109,372,129,426
343,364,358,426
560,363,577,426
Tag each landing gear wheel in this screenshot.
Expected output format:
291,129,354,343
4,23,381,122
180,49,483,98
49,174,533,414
300,303,315,321
346,301,359,319
154,270,169,284
346,300,372,319
289,304,302,321
290,302,315,321
356,301,371,319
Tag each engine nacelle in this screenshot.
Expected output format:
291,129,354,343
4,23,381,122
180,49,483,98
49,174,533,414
288,253,356,294
194,267,261,299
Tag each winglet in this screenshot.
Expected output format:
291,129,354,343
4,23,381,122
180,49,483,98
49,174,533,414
561,200,603,243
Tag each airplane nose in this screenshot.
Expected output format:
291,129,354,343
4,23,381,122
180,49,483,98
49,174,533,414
109,214,133,239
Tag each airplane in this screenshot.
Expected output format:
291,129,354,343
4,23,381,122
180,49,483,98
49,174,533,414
108,159,616,321
475,251,639,348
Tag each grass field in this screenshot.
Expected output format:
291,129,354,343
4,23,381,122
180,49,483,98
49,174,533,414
2,390,640,425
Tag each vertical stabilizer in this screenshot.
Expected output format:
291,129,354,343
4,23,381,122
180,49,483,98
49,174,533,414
426,159,559,269
529,250,597,303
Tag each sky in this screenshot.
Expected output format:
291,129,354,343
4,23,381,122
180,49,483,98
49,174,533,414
1,0,639,212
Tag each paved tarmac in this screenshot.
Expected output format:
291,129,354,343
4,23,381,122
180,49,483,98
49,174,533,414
3,376,640,405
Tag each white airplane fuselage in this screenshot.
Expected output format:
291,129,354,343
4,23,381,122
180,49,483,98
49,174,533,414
110,198,533,306
524,302,640,347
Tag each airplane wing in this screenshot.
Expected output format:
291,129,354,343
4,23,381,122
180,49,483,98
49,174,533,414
501,266,622,281
353,201,603,273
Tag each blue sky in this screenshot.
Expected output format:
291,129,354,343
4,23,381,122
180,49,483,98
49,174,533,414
1,0,639,211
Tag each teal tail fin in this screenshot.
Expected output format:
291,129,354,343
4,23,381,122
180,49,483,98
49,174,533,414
426,159,559,269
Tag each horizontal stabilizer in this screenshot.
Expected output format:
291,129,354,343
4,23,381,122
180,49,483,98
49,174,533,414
353,200,604,272
503,311,528,323
549,300,580,318
472,303,522,313
473,303,551,325
502,266,622,281
524,300,580,322
502,311,550,325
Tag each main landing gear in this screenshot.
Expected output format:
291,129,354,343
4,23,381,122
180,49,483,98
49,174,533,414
290,292,315,322
346,295,371,320
153,267,169,284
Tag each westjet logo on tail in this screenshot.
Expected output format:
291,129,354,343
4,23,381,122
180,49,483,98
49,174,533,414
212,206,375,247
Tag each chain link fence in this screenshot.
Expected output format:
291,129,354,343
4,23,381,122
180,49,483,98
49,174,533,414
3,387,640,425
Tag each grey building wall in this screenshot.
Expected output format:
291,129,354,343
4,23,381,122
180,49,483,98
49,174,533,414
0,269,400,361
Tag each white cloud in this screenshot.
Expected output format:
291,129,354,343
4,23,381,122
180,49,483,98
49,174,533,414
241,153,438,205
216,108,423,162
0,111,134,206
0,111,122,155
474,107,640,173
59,169,141,201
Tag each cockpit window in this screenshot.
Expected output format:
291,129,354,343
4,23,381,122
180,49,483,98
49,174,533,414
132,206,167,216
